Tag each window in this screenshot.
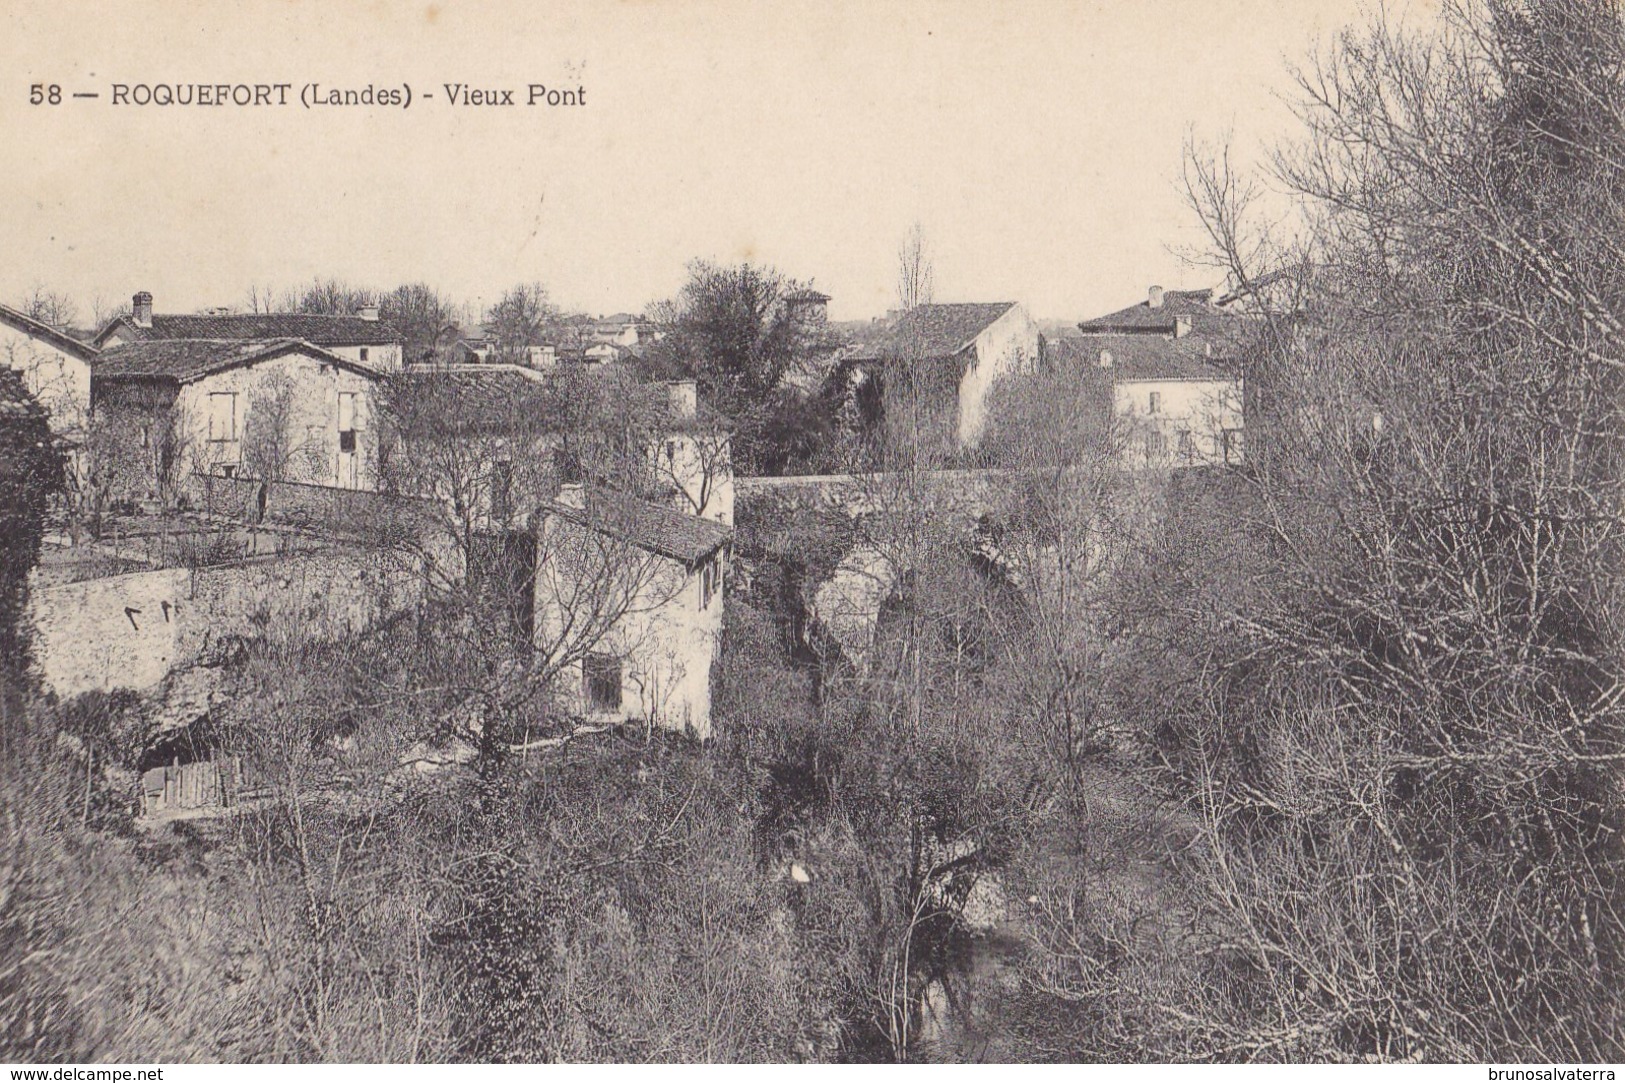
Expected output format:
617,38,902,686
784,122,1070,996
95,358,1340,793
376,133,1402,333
207,392,238,441
359,347,370,363
700,555,721,608
492,460,513,521
1148,391,1162,415
337,391,359,453
1144,430,1167,460
584,653,622,712
1177,430,1195,461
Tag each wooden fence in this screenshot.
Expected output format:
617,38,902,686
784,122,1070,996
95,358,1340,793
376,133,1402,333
139,756,243,817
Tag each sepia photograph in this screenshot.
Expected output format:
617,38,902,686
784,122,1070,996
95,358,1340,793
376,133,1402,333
0,0,1622,1070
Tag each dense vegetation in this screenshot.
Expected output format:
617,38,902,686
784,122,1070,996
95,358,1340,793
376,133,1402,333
3,0,1622,1063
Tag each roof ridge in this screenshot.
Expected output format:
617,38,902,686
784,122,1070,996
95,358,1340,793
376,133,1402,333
0,302,103,361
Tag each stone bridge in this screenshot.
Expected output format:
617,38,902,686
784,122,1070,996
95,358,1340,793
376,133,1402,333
737,465,1193,670
735,467,1016,521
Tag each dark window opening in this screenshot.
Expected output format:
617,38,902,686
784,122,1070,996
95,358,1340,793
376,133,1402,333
338,429,357,453
359,347,370,362
700,555,721,608
584,653,622,712
492,460,514,521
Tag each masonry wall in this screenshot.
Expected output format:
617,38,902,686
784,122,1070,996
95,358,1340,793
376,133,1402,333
28,546,423,700
959,304,1041,447
533,516,722,738
1,322,91,436
176,352,382,489
326,342,403,373
1112,377,1244,468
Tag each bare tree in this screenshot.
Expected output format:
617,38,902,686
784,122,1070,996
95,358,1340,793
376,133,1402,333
895,222,935,313
19,285,79,329
485,283,555,366
240,372,324,484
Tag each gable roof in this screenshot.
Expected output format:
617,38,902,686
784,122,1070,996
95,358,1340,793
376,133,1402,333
848,302,1017,361
548,487,730,565
1049,335,1236,383
94,338,378,385
95,311,401,349
0,303,102,363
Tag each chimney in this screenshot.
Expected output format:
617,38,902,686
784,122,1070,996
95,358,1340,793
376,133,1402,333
1147,285,1164,309
1173,314,1191,339
666,379,697,421
132,291,153,328
357,304,380,322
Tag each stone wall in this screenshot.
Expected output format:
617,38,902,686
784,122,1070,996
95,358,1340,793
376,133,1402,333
28,545,424,700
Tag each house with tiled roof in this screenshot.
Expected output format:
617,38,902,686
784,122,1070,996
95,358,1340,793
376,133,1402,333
1050,334,1244,468
846,301,1041,448
536,484,730,738
91,337,385,496
590,313,654,348
0,301,100,442
1077,283,1261,359
94,291,404,372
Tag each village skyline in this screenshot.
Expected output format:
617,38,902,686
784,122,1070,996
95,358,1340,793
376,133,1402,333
0,0,1397,323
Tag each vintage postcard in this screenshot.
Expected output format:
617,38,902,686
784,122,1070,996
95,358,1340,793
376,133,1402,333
1,0,1621,1072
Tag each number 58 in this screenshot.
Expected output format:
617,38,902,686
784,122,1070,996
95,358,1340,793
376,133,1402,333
30,84,61,104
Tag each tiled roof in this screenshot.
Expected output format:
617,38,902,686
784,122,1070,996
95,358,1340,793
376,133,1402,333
1077,289,1226,334
96,312,401,347
785,289,831,304
1049,335,1235,383
385,365,552,432
847,302,1017,361
0,303,101,362
549,487,730,564
94,338,370,383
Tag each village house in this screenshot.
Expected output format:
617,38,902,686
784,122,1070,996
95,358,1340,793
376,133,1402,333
95,291,405,372
648,379,733,526
0,301,99,443
1050,335,1244,468
846,301,1042,448
535,485,729,738
589,313,654,348
450,327,562,370
383,366,731,530
91,337,385,496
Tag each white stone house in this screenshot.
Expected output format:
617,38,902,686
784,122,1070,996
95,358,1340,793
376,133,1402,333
1051,336,1244,468
95,291,404,372
91,338,384,496
848,301,1042,448
647,380,734,527
535,487,729,738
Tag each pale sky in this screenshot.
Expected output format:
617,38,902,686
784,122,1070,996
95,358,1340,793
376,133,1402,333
0,0,1382,326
